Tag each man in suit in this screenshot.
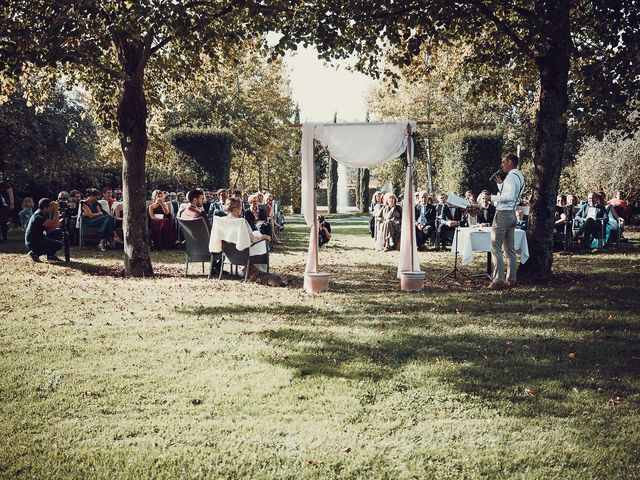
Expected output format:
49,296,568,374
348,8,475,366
435,193,458,249
414,191,436,251
574,192,607,248
209,189,228,218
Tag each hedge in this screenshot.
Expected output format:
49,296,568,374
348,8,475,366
165,127,233,188
440,130,504,196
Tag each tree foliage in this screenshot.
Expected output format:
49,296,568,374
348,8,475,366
0,84,112,199
1,0,289,276
574,129,640,203
273,0,638,280
157,48,299,202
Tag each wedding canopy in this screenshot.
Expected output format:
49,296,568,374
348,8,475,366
301,121,421,291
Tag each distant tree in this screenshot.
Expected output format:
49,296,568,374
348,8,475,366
275,0,640,281
2,1,284,276
574,129,640,203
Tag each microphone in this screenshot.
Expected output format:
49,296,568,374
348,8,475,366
490,169,504,182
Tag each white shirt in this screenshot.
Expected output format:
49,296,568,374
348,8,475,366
491,169,525,211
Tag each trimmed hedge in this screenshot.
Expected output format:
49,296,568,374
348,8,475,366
165,127,233,188
440,130,504,196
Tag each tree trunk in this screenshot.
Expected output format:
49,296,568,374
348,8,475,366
519,1,571,282
118,49,153,277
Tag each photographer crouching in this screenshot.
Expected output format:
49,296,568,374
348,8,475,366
25,198,64,263
318,215,332,247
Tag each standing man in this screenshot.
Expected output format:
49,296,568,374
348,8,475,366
489,153,525,289
25,198,63,262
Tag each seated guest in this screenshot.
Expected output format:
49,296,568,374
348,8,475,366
608,191,627,241
516,209,528,230
574,192,607,248
376,192,402,251
112,188,123,202
82,188,120,251
264,193,283,244
476,191,496,226
371,191,385,239
414,191,436,251
25,198,63,262
209,189,228,217
464,190,476,204
19,197,34,228
245,194,273,238
112,201,124,242
210,198,286,286
102,186,115,209
435,193,458,248
554,195,567,247
179,189,210,230
176,191,186,204
147,189,178,249
459,203,480,228
318,215,332,246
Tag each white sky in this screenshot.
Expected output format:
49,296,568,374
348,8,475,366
284,46,376,123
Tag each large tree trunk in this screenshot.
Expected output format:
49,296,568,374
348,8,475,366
118,48,153,277
519,1,571,282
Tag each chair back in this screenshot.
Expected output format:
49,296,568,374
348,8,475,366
98,199,110,214
177,218,210,262
221,240,250,265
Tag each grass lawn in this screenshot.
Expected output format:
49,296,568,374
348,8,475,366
1,222,639,479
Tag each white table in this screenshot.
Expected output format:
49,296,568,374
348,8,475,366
452,226,529,269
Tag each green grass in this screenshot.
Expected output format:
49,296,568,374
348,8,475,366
1,224,639,479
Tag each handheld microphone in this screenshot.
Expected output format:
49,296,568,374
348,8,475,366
490,169,504,182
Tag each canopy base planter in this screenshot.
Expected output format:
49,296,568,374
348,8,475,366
400,271,425,292
304,272,331,293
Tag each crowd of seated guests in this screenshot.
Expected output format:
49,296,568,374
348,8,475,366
567,190,627,251
370,187,531,253
15,184,286,258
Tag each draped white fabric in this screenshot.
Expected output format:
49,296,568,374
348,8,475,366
301,121,422,281
302,122,416,226
397,161,421,277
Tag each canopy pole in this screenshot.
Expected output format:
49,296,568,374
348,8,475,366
407,122,414,271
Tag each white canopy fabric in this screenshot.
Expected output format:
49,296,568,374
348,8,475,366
301,121,421,285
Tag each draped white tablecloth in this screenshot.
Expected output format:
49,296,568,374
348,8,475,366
452,227,529,266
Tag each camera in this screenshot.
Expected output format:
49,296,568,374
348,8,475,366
57,199,77,219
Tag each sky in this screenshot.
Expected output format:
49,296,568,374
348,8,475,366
284,46,376,123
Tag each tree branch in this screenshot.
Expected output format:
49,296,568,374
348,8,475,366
150,36,172,54
469,0,534,58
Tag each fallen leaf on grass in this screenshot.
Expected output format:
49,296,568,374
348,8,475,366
308,459,324,466
341,446,352,453
524,388,535,397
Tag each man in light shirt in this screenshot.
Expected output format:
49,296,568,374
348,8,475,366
489,153,525,289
